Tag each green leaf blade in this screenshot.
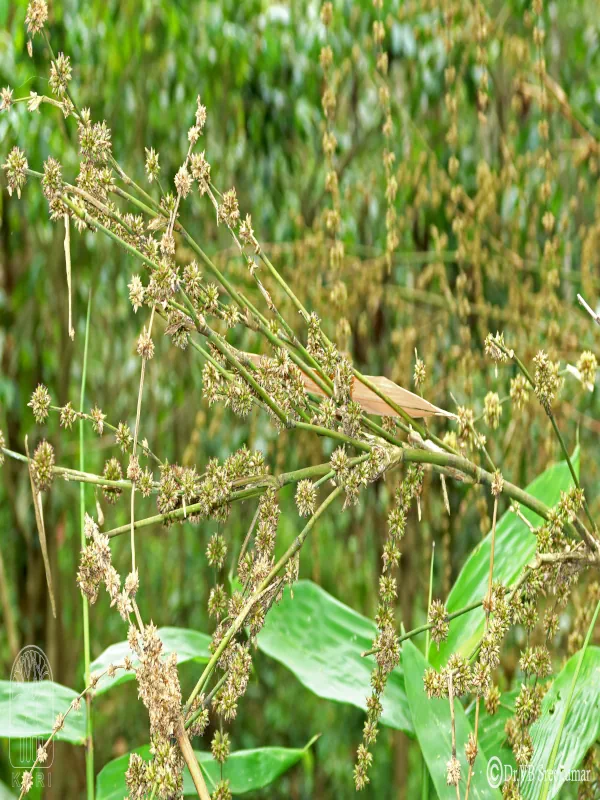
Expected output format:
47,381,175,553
403,640,500,799
96,742,315,798
0,680,87,745
90,626,211,695
432,450,579,667
522,646,600,800
467,688,518,771
257,580,413,734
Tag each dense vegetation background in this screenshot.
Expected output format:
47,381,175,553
1,0,600,797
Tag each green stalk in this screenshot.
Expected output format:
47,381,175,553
540,595,600,800
184,487,342,711
496,341,597,536
80,291,94,800
103,458,354,539
102,441,581,545
362,600,482,658
0,446,133,488
421,543,435,800
424,543,435,663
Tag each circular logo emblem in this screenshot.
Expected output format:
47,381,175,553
10,645,54,769
487,756,503,789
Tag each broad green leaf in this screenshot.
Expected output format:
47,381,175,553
432,450,579,667
96,738,318,799
522,646,600,800
89,627,211,694
403,640,500,799
468,688,518,770
0,681,86,744
257,580,413,735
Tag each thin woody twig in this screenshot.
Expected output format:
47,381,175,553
578,293,600,326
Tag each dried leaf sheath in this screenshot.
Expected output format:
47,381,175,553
25,435,57,618
243,352,454,419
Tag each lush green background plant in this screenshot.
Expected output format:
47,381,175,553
2,0,600,797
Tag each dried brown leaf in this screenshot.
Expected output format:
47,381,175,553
243,352,454,419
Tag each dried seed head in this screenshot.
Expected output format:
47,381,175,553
484,391,502,429
190,151,211,188
25,0,48,37
212,781,232,800
115,421,133,452
422,666,446,698
29,384,52,423
413,355,426,388
60,401,78,430
125,569,140,597
239,214,256,249
295,479,317,517
32,440,55,490
353,742,373,790
206,532,227,569
49,52,72,97
446,756,461,786
0,86,13,112
456,406,485,450
21,771,33,794
510,374,530,410
77,517,113,604
125,752,150,797
576,350,597,389
174,164,192,198
330,446,350,480
218,188,240,228
208,584,227,618
533,350,561,412
195,96,207,131
144,147,160,183
320,1,333,26
78,116,112,165
428,599,450,645
90,406,106,435
138,467,154,497
484,331,510,363
137,327,155,360
501,775,521,799
102,457,123,504
128,275,145,312
2,146,28,199
491,470,504,496
319,45,333,71
485,684,500,715
211,730,230,764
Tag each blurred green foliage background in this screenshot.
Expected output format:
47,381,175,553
2,0,600,796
